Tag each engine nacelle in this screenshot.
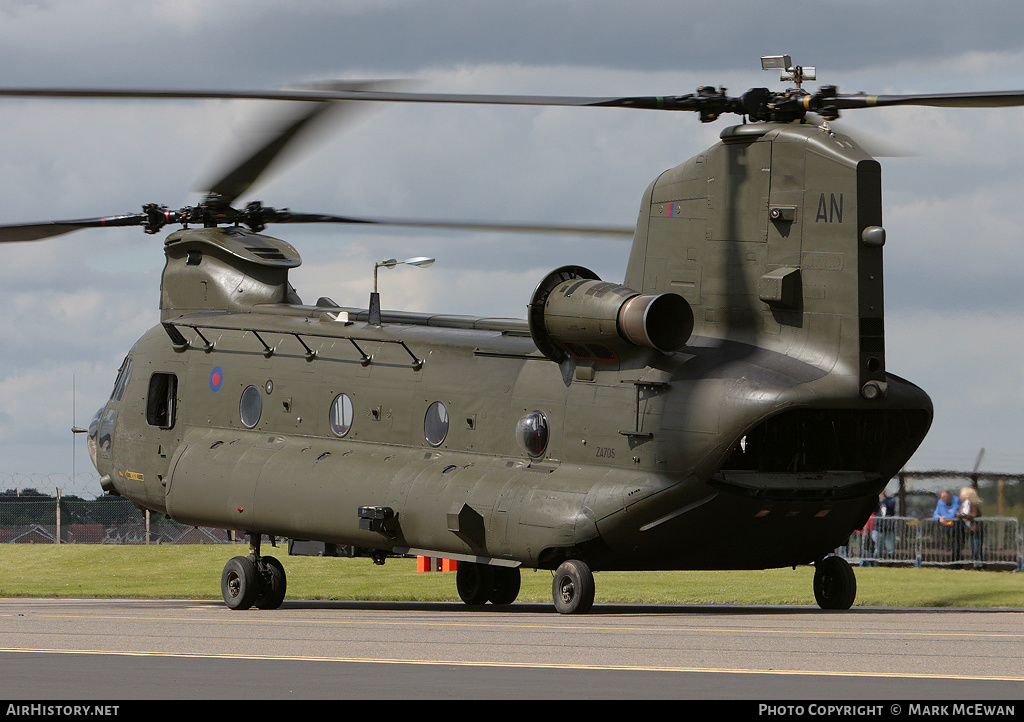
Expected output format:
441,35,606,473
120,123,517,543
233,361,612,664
528,266,693,363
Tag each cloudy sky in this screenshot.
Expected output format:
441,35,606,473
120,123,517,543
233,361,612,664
1,0,1023,496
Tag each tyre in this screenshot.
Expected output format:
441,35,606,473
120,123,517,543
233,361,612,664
456,562,494,605
813,555,857,610
254,555,287,610
488,566,521,605
552,559,595,614
221,556,258,610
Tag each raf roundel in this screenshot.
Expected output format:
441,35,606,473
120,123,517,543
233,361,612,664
209,366,224,392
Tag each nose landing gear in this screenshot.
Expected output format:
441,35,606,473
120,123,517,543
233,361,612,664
220,533,288,610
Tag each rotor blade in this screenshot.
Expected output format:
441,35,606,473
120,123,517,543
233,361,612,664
201,101,336,204
277,212,635,237
0,209,634,243
834,90,1024,111
200,81,398,205
8,84,1024,117
0,215,145,242
0,86,688,111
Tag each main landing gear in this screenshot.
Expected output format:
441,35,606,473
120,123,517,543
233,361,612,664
813,555,857,610
552,559,595,614
221,534,288,610
455,559,596,613
455,562,522,606
452,553,598,610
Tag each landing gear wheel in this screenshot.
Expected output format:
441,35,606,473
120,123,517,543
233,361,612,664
813,555,857,610
456,562,494,605
488,566,521,605
221,555,258,610
254,555,287,610
552,559,595,614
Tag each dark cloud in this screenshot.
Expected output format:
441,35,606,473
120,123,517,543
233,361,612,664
4,1,1024,87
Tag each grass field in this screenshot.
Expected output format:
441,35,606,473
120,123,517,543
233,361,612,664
1,545,1022,608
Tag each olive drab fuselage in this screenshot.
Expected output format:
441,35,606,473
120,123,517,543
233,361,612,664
90,122,932,573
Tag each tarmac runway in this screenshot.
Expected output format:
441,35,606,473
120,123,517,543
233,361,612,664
1,597,1023,703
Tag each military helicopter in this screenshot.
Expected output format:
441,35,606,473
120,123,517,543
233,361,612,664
3,56,1019,613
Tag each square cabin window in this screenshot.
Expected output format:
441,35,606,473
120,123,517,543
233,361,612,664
146,373,177,429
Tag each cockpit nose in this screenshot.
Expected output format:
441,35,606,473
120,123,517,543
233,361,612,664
86,405,117,495
87,406,102,471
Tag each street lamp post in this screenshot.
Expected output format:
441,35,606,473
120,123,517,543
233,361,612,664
369,256,435,325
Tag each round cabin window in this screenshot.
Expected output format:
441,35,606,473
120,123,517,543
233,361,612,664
516,410,550,458
424,401,449,447
329,393,354,438
239,385,262,429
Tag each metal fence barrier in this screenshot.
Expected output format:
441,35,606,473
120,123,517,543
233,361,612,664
0,495,232,545
839,516,1024,570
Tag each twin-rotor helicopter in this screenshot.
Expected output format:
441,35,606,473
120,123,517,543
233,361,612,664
3,56,1019,612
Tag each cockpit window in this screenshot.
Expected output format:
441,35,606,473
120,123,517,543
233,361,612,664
98,408,117,452
87,407,102,465
110,356,132,402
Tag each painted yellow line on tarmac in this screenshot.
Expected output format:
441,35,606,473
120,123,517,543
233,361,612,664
5,611,1024,641
2,647,1023,682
